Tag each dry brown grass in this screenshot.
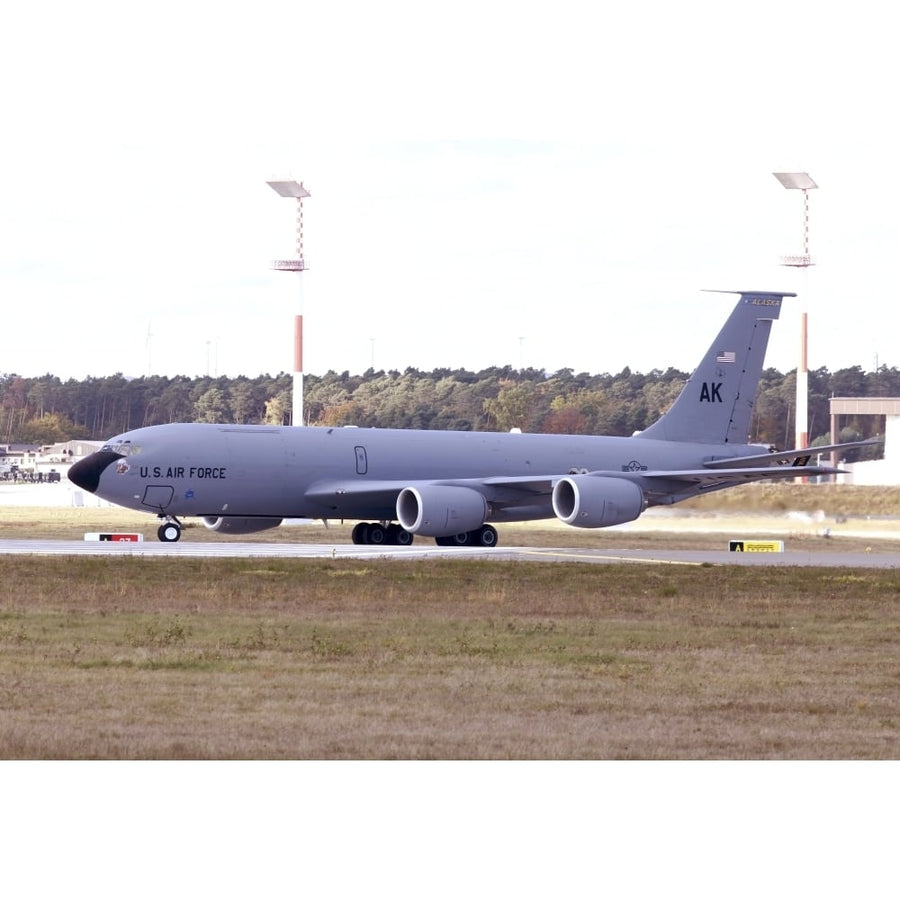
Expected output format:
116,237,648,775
2,556,899,759
682,481,900,516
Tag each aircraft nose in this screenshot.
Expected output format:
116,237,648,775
68,450,124,494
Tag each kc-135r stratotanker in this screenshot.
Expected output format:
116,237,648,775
69,291,878,545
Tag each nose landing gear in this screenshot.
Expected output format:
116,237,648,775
157,516,183,542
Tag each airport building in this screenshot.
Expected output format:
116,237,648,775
1,440,103,482
831,398,900,485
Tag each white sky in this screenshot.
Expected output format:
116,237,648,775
2,0,898,381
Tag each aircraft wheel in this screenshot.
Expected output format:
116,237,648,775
387,524,414,546
351,523,370,545
449,532,472,546
158,522,181,543
474,525,498,547
367,523,388,545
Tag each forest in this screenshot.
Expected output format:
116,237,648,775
0,364,892,458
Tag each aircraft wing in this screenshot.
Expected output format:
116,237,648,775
478,462,848,509
702,437,882,470
303,434,879,511
302,460,844,520
304,479,423,511
632,462,844,505
303,476,554,510
302,475,559,524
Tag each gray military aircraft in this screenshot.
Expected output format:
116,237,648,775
69,290,875,545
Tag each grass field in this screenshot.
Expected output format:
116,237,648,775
2,550,899,759
3,484,900,759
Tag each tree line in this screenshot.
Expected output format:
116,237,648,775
1,364,892,457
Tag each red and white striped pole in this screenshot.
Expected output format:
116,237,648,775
292,190,306,427
267,179,311,426
797,187,811,450
774,172,818,452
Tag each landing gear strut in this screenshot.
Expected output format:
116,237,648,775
157,516,182,543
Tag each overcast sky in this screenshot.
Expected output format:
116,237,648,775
2,0,898,381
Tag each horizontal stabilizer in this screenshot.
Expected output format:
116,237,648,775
702,437,883,470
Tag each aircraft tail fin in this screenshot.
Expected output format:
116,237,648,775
639,291,793,445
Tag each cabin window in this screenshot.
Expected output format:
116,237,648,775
101,441,141,456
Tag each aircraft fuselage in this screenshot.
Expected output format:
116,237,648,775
68,292,865,545
71,422,759,522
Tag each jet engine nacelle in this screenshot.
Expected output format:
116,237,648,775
202,516,284,534
551,475,645,528
396,485,488,537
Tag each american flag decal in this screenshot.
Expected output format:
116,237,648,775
716,350,736,363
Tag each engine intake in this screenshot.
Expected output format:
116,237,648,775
551,476,645,528
202,516,284,535
396,485,488,537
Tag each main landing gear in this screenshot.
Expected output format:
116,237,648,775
434,525,498,547
351,522,415,546
157,515,183,542
350,523,499,547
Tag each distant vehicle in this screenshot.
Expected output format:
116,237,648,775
69,291,878,545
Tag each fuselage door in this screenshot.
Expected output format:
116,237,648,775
142,484,175,511
355,446,368,475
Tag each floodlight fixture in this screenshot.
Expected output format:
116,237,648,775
267,180,311,199
773,172,818,266
773,172,818,192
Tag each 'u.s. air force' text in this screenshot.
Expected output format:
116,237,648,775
140,466,227,479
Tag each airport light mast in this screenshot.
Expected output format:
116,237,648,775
267,179,310,426
773,171,818,451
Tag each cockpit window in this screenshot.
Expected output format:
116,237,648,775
100,441,142,456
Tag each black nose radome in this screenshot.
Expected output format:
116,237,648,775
68,451,124,494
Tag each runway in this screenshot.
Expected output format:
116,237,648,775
1,537,898,568
3,483,900,566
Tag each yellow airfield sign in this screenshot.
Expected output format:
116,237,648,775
729,540,785,553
